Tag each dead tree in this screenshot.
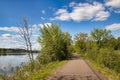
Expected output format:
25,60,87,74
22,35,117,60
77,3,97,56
18,18,34,64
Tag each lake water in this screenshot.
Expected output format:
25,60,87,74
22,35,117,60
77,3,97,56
0,53,38,73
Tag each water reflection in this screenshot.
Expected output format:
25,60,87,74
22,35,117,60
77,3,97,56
0,53,38,73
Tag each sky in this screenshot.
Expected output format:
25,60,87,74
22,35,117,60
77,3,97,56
0,0,120,49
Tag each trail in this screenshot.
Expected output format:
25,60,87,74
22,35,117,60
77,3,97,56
47,54,106,80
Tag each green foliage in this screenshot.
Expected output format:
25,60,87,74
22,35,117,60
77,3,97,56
87,59,120,80
97,48,117,69
31,61,66,80
74,28,120,80
38,24,72,61
0,60,66,80
86,45,99,62
74,33,88,54
117,37,120,49
91,28,112,48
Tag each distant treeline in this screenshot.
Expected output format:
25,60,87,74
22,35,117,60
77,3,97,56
0,48,40,55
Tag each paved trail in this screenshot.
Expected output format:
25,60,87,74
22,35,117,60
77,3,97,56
47,54,106,80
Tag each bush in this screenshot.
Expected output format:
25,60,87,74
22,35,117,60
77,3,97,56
97,48,120,73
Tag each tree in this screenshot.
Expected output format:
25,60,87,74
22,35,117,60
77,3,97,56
102,37,118,49
117,37,120,50
75,33,88,41
62,32,73,58
74,33,88,54
18,18,34,64
90,28,112,47
38,24,72,62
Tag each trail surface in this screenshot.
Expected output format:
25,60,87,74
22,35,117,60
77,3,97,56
47,54,106,80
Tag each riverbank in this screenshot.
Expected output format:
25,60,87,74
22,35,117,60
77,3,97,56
0,60,67,80
0,54,38,74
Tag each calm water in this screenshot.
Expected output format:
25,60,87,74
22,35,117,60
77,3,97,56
0,53,38,73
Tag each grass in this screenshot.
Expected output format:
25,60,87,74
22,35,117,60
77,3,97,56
86,59,120,80
0,60,67,80
31,60,67,80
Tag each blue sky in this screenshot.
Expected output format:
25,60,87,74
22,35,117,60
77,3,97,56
0,0,120,49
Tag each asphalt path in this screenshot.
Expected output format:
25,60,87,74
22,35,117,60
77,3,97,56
47,54,106,80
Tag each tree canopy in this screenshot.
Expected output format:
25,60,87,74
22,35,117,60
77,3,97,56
38,24,72,62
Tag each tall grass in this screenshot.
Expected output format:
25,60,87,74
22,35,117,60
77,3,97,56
0,59,67,80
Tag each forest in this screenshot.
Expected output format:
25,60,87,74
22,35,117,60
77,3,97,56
0,48,39,55
0,48,26,54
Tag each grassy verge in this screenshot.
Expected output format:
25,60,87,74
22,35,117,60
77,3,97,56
0,60,67,80
31,60,67,80
86,59,120,80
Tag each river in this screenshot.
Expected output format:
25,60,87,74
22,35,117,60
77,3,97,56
0,53,38,73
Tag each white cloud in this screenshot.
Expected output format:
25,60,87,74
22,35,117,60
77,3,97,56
38,23,52,28
105,0,120,8
41,17,45,20
0,27,19,32
69,2,77,7
56,9,67,15
0,33,21,48
41,10,45,14
105,23,120,31
32,42,40,50
51,2,110,22
1,34,11,38
93,11,110,21
105,0,120,13
0,34,12,42
51,9,70,21
0,23,51,49
0,33,39,49
0,34,20,41
0,24,38,34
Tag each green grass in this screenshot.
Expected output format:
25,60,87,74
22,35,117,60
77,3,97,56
86,59,120,80
31,61,67,80
0,60,67,80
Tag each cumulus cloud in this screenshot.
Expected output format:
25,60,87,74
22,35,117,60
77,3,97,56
105,0,120,13
105,23,120,31
51,2,110,22
93,11,110,21
0,27,19,32
51,9,70,21
105,0,120,8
